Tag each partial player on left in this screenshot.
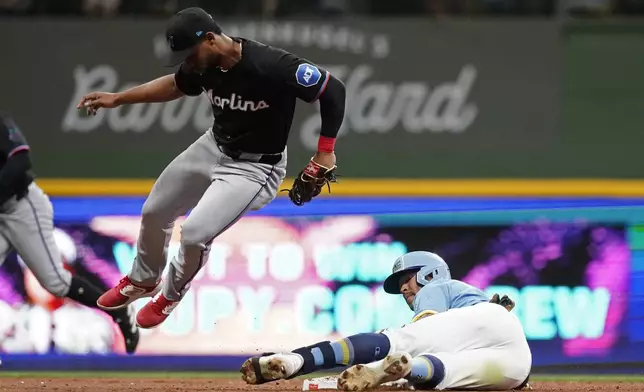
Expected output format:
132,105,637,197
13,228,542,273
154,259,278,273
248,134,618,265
0,111,140,354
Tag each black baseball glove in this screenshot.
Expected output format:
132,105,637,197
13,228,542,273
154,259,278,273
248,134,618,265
282,159,337,206
489,293,516,312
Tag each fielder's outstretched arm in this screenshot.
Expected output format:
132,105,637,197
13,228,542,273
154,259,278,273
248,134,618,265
77,74,184,115
115,74,184,105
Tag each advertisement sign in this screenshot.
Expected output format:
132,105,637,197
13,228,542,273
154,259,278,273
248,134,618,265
0,213,636,365
0,19,561,178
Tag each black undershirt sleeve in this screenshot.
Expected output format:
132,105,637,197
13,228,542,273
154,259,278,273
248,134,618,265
317,75,346,138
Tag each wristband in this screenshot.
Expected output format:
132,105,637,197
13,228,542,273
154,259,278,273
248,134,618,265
317,136,336,153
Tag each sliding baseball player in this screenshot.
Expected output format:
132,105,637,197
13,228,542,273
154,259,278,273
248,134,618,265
241,251,532,391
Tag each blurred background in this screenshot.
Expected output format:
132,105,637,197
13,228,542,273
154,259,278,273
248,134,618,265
2,0,644,17
1,0,644,379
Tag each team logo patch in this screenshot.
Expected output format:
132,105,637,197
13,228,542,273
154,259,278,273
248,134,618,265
296,63,322,87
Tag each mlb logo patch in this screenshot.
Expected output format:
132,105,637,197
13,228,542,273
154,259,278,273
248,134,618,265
296,63,322,87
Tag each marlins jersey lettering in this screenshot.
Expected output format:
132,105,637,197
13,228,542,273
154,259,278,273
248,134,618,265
174,37,330,154
412,279,489,318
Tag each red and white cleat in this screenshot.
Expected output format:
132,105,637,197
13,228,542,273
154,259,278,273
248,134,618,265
135,293,179,329
97,276,161,311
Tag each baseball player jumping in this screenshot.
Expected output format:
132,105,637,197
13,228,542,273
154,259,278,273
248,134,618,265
241,251,532,391
77,7,345,329
0,111,140,353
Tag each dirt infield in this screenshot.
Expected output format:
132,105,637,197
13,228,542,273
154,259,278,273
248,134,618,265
1,377,643,392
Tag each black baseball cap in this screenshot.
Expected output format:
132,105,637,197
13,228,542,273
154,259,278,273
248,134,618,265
162,7,222,67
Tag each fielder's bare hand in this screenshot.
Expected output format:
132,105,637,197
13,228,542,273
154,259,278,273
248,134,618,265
77,92,120,116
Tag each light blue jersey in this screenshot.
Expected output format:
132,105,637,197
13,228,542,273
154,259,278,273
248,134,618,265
412,279,489,317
